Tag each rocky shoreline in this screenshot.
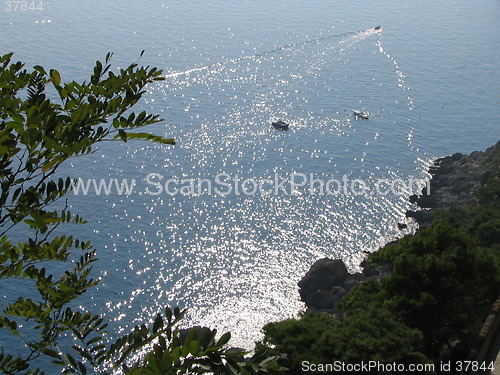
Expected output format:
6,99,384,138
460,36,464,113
298,258,391,315
407,141,500,228
299,141,500,313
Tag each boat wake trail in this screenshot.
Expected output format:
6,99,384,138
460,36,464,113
375,36,415,111
155,24,419,151
373,30,420,152
164,27,382,79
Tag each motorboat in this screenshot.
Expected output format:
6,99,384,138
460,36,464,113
271,120,289,130
352,110,369,119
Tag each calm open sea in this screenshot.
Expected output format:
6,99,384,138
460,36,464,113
2,0,499,350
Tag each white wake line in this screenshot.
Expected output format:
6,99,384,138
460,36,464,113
376,38,415,111
163,27,382,79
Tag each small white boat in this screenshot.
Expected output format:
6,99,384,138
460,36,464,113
271,120,289,130
352,110,369,119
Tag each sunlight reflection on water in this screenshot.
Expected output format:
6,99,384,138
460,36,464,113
87,26,429,348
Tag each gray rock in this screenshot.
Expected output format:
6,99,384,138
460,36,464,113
406,210,433,228
304,289,334,311
365,274,386,282
343,279,360,291
361,260,380,277
331,286,348,309
299,257,392,313
331,286,346,296
346,272,364,281
298,258,347,301
379,264,392,275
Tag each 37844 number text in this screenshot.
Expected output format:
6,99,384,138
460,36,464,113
5,1,43,11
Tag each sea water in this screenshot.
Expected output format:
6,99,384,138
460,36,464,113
1,0,499,350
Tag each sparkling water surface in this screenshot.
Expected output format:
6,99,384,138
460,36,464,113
1,0,499,349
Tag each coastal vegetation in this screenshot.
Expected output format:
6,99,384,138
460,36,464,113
0,53,282,374
257,144,499,374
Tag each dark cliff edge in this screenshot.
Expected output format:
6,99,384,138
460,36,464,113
299,141,500,314
406,141,500,228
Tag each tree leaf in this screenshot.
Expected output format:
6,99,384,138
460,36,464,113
50,69,61,86
152,313,163,334
216,332,231,347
